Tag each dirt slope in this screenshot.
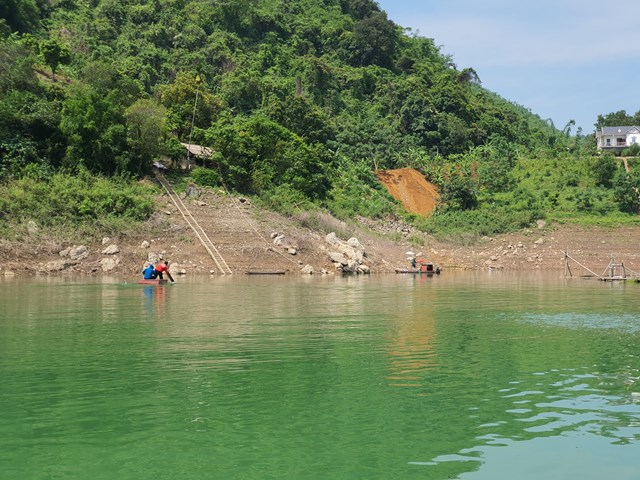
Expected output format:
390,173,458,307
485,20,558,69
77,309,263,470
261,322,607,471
375,168,439,216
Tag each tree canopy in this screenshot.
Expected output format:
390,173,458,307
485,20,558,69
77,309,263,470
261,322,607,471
1,0,638,235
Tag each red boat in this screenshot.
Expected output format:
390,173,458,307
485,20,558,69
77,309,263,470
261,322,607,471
396,261,441,275
137,278,168,285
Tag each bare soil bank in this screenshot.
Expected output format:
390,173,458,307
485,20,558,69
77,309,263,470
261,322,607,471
1,188,639,279
375,168,439,216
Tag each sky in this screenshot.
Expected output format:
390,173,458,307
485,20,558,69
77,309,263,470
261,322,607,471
376,0,640,133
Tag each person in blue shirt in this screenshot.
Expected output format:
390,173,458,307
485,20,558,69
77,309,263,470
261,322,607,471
142,263,158,280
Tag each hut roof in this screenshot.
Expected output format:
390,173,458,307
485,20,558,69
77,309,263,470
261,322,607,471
180,142,212,158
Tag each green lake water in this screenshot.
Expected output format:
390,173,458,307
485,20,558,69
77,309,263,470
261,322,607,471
1,272,639,479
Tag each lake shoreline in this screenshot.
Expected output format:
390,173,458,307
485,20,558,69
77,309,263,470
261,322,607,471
1,191,639,278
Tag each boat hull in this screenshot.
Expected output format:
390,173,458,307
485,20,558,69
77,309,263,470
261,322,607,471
138,279,168,285
245,270,286,275
395,268,441,275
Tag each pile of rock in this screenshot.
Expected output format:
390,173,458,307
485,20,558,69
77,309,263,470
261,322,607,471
325,232,370,274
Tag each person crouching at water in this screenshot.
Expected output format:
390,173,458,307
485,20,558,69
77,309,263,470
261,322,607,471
154,261,175,283
154,261,168,279
142,263,158,279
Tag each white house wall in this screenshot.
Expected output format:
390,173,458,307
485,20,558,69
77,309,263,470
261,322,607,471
597,128,640,148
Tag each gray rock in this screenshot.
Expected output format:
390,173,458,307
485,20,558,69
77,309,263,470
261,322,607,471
300,265,314,275
102,244,120,255
68,245,89,261
101,237,110,245
329,252,348,265
325,232,340,246
45,259,73,271
357,264,370,274
141,240,150,248
346,237,365,252
185,185,200,198
343,261,359,273
100,257,119,271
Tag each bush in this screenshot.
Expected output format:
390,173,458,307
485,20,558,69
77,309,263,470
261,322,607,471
0,171,156,237
416,206,540,240
613,169,640,213
256,184,316,215
325,159,397,219
623,143,640,157
190,167,221,187
591,153,617,187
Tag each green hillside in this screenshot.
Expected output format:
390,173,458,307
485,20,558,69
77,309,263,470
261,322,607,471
1,0,639,240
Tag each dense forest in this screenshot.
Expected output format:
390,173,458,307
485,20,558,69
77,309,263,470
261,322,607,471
1,0,639,240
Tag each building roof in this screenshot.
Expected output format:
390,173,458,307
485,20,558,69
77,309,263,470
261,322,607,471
598,126,640,135
180,142,212,158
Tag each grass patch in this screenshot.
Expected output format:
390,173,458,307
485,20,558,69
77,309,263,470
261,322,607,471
547,211,640,227
0,172,157,240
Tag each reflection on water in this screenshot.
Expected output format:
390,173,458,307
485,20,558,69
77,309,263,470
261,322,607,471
0,273,639,479
386,283,438,387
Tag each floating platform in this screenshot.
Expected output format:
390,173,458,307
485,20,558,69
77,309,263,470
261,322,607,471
396,266,441,275
397,259,442,275
138,278,168,285
245,270,286,275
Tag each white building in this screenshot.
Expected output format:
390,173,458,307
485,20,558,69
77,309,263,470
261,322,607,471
595,126,640,151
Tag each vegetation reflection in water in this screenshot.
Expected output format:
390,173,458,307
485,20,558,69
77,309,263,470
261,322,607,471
0,273,638,479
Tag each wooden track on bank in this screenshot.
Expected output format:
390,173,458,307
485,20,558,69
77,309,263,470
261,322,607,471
156,173,233,275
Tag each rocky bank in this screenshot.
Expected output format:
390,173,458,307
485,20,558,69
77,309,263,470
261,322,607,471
1,188,639,279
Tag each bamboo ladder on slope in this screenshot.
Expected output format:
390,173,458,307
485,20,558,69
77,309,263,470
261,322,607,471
156,173,232,275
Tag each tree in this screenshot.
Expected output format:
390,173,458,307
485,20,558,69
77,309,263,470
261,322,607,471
60,84,128,174
613,169,640,213
596,110,634,129
347,11,400,68
457,67,481,85
340,0,380,19
591,153,616,188
0,37,38,93
204,113,331,198
0,0,40,33
40,38,71,80
562,119,575,136
440,170,478,211
265,94,335,144
125,99,168,174
158,72,224,139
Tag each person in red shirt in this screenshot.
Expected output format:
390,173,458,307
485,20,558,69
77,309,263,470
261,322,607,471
154,261,174,282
